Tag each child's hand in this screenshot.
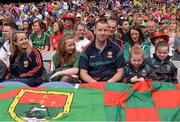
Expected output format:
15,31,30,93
130,76,139,83
137,77,145,82
130,76,145,83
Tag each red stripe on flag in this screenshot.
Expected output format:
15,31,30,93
19,92,67,108
0,87,45,99
104,90,130,107
132,80,154,92
176,84,180,89
80,82,106,90
152,90,180,108
0,89,20,99
125,108,160,121
0,86,5,89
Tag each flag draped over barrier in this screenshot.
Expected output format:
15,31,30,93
0,80,180,121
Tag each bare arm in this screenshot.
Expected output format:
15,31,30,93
50,68,79,80
108,68,124,82
80,69,97,83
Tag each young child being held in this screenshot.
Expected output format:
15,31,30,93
147,41,178,84
122,46,157,83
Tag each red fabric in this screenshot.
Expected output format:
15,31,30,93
125,108,160,121
80,82,106,90
104,90,129,107
19,92,67,108
152,90,180,108
50,32,63,50
0,87,44,99
132,80,154,92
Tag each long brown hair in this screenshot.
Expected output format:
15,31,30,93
128,25,145,46
11,30,32,56
55,33,77,68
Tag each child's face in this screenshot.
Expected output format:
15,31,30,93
156,46,169,61
65,38,75,54
130,55,144,69
15,33,29,50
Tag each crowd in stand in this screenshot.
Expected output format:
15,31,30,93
0,0,180,87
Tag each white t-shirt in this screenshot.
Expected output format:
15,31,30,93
0,40,11,67
75,38,91,52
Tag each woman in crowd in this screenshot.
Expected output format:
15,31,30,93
124,25,151,61
7,31,46,87
50,21,64,51
30,19,50,52
50,34,80,82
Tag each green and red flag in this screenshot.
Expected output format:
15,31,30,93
0,80,180,121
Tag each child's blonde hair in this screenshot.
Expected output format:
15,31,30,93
129,46,145,59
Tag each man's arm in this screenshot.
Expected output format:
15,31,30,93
107,68,124,82
80,69,97,83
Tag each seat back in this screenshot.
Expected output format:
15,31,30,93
172,60,180,83
41,51,55,73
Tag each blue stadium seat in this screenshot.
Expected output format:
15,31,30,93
38,82,74,88
0,81,28,86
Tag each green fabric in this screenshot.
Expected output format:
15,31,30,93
124,39,151,61
30,32,50,49
0,81,180,121
52,53,80,69
89,59,115,67
0,86,106,121
64,29,73,34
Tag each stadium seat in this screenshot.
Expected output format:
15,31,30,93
42,51,55,73
172,60,180,83
0,81,28,86
38,82,74,88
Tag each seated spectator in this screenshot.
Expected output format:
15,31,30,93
0,17,18,81
50,21,64,51
150,31,169,57
124,25,151,61
74,22,91,52
173,25,180,60
30,20,50,52
22,20,31,37
79,19,126,83
107,19,124,50
50,34,80,82
6,31,46,87
147,41,178,84
122,47,157,83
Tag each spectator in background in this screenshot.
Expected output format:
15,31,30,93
30,20,50,52
63,14,75,34
0,17,18,81
117,19,130,43
22,20,31,37
74,22,91,52
124,25,151,61
173,25,180,60
166,19,177,56
150,31,169,57
50,21,64,51
107,19,124,50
